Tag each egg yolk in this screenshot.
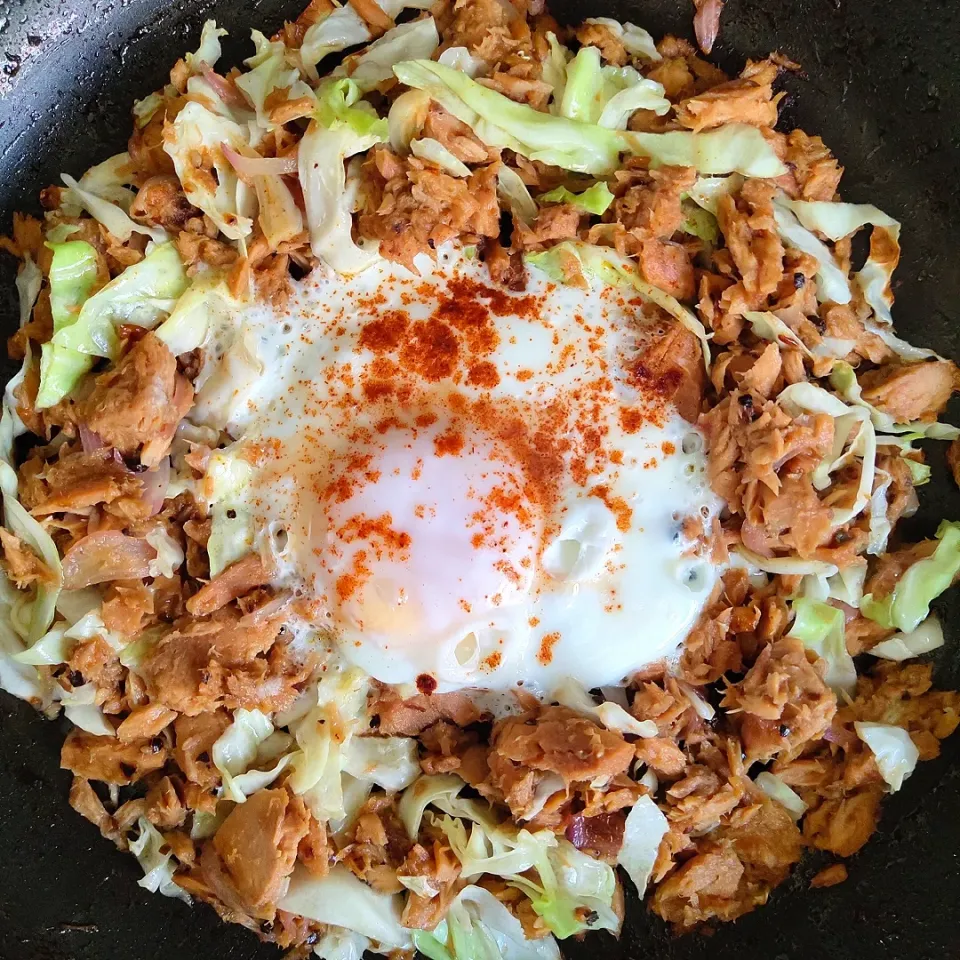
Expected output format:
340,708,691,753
316,425,542,656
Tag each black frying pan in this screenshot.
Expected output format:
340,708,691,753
1,0,959,957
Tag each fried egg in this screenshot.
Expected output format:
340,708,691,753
197,249,719,694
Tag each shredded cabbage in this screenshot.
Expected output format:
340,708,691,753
51,241,188,361
582,18,661,61
348,18,439,92
133,91,165,128
59,682,116,737
13,623,74,667
299,0,434,71
686,173,743,214
130,817,191,902
624,125,786,177
15,253,43,331
780,199,903,327
186,19,227,73
0,375,63,644
869,616,944,661
773,201,850,304
410,137,471,177
734,547,839,578
400,774,467,839
854,721,918,792
436,46,488,78
255,172,305,248
300,79,387,274
414,885,561,960
36,239,100,408
165,102,256,239
279,865,412,950
396,59,784,178
145,527,184,579
552,678,657,737
617,795,668,895
538,183,614,215
680,200,719,244
313,927,372,960
235,31,314,130
341,735,420,791
203,449,257,575
558,46,603,123
394,59,625,175
506,838,620,939
867,470,893,556
778,382,876,525
403,773,618,939
754,772,807,819
782,199,897,242
431,813,552,881
596,72,670,130
153,273,238,359
60,173,166,244
787,597,856,696
288,667,370,820
744,310,811,355
497,165,538,225
861,521,960,633
212,708,277,803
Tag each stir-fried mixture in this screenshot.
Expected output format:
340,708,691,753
2,0,960,955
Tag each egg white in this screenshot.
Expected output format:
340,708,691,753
197,249,719,695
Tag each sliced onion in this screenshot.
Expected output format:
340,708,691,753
139,457,171,517
693,0,724,54
79,424,105,453
222,143,299,178
202,69,249,109
62,531,157,589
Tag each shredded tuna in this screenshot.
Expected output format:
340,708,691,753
399,841,463,930
130,175,200,230
138,607,303,716
173,710,231,789
212,788,310,917
630,324,705,423
0,529,55,589
803,788,883,857
949,438,960,489
61,730,168,785
31,449,144,516
722,637,836,762
445,0,533,63
779,130,844,201
358,149,500,272
714,179,785,323
79,332,194,467
488,705,635,814
859,360,960,423
186,553,270,616
371,685,487,735
116,703,178,743
676,60,783,133
574,22,627,65
69,775,125,847
810,863,848,888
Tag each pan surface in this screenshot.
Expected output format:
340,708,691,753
0,0,958,957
